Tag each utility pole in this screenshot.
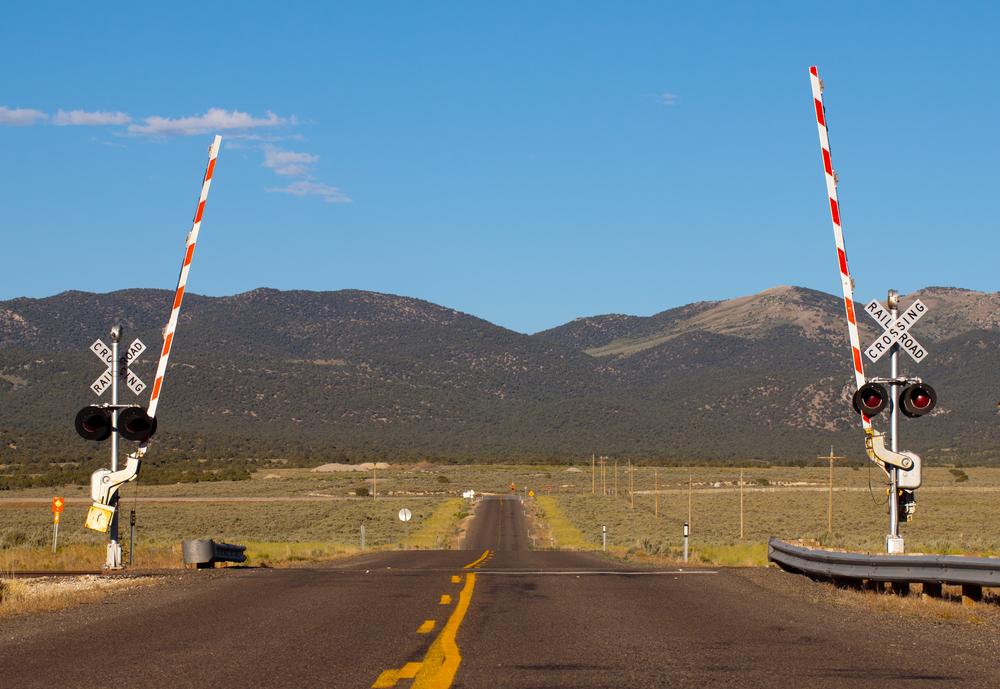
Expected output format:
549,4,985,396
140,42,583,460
654,468,659,518
614,459,619,497
591,453,595,495
628,459,634,508
373,463,377,499
600,456,607,496
817,446,845,538
739,468,744,540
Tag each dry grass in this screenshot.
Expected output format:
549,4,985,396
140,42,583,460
3,464,999,571
243,541,360,567
0,542,182,572
405,498,468,549
0,496,465,570
530,496,592,551
527,470,1000,566
0,575,158,617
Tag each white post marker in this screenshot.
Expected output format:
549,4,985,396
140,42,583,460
863,298,929,363
90,337,146,396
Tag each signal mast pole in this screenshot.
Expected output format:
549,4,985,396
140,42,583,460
887,290,901,550
108,325,123,569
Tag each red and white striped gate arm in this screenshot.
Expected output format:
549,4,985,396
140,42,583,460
146,135,222,424
808,66,871,431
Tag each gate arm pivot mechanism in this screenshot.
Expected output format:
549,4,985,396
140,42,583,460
864,429,913,470
85,453,141,533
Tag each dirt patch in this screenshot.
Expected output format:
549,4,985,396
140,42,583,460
310,462,390,473
0,575,161,618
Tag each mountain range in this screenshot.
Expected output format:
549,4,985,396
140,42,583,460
0,285,997,470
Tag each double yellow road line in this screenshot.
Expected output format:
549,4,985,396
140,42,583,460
372,550,491,689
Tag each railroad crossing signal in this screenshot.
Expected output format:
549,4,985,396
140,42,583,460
91,338,147,396
863,298,929,363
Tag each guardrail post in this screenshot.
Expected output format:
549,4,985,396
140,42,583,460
922,582,942,599
892,581,910,597
962,584,982,605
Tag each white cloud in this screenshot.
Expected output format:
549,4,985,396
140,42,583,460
0,106,47,126
53,109,131,126
266,180,352,204
263,145,319,176
127,108,290,136
658,92,679,106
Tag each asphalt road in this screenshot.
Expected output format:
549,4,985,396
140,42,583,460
2,495,998,688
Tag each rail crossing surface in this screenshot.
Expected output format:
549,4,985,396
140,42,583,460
1,496,998,688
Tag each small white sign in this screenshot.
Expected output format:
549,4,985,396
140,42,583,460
863,298,929,363
398,508,412,523
462,490,476,500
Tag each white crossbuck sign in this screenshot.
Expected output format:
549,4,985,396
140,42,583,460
863,299,929,363
90,338,147,396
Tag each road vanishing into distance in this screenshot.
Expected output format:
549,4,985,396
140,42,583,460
2,496,999,688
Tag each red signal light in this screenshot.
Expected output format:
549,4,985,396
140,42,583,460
118,407,157,442
900,383,937,418
75,406,113,442
852,382,889,417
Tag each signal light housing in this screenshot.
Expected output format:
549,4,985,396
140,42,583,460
75,406,113,442
119,407,157,442
900,383,937,418
852,382,889,417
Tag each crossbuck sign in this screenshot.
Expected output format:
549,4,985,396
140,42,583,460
863,298,929,364
90,338,147,396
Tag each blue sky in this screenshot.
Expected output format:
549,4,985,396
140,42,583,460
1,2,997,333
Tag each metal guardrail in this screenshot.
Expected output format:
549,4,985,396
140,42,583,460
182,539,247,568
768,537,1000,590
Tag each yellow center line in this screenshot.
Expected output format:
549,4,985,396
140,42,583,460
372,662,423,688
463,549,491,569
398,663,423,679
411,572,477,689
371,549,487,687
372,670,401,688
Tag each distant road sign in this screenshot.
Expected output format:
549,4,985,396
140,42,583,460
398,508,412,523
863,298,929,363
90,338,146,395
